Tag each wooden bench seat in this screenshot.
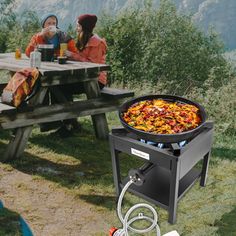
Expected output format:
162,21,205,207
0,88,134,130
0,102,16,114
101,87,134,99
0,87,134,115
0,98,35,115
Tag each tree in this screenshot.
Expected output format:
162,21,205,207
0,0,40,53
7,11,40,52
98,0,228,92
0,0,16,52
66,23,77,40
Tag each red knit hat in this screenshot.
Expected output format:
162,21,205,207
78,14,97,32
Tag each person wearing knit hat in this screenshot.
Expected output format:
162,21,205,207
25,13,77,58
25,13,78,134
55,13,108,137
41,13,58,28
78,14,97,33
65,14,107,87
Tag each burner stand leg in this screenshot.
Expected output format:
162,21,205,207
168,159,180,224
200,152,210,187
110,139,122,199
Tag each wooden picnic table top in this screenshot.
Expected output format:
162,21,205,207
0,53,133,161
0,53,110,77
0,53,112,161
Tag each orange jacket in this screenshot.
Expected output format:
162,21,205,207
70,34,107,85
25,31,77,57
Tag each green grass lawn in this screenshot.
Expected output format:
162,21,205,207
0,114,235,235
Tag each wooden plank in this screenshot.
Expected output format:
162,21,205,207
0,52,28,60
0,60,109,77
0,102,16,113
0,53,110,76
40,75,98,87
0,60,26,72
8,72,72,87
0,98,120,129
0,101,35,115
101,87,134,99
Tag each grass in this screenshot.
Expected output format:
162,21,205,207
0,115,235,235
0,207,22,236
0,43,235,235
215,206,236,235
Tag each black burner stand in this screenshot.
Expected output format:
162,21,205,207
109,122,213,224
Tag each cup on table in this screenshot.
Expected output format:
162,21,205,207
60,43,67,57
38,44,54,62
58,56,67,64
15,48,22,59
48,25,57,34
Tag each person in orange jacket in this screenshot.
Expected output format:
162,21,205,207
53,14,108,137
26,14,78,134
65,14,107,88
25,13,77,58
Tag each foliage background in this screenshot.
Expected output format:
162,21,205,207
0,1,235,234
0,0,235,140
99,1,228,88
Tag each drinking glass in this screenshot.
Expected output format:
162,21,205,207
60,43,67,57
15,48,22,59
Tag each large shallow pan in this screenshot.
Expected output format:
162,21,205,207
119,94,207,143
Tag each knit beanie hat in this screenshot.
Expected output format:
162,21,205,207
41,13,58,28
78,14,97,32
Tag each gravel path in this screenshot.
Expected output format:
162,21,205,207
0,166,110,236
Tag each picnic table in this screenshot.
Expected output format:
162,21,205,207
0,53,134,161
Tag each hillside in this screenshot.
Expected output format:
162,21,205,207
192,0,236,50
14,0,236,50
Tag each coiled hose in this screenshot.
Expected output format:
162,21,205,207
116,178,161,236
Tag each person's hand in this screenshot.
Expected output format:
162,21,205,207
65,50,72,58
40,26,57,38
40,27,50,37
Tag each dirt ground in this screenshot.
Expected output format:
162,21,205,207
0,166,110,236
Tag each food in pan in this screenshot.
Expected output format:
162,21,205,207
122,99,201,134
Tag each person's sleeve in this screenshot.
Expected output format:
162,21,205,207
70,52,87,62
67,39,78,53
86,41,106,64
70,41,107,64
25,34,39,58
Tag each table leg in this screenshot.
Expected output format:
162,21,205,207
3,127,34,161
2,87,48,161
84,79,109,139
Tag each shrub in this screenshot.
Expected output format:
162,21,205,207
188,74,236,135
6,11,41,52
98,0,229,92
0,0,40,53
0,0,16,52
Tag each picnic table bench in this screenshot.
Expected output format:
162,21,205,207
0,53,134,161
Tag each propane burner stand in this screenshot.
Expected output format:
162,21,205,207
109,122,213,224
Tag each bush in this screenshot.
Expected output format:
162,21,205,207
0,0,16,52
98,0,229,92
0,0,40,53
188,74,236,135
6,11,41,52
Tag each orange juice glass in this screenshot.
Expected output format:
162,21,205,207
15,48,22,59
60,43,67,57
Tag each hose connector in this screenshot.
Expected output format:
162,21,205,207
128,168,145,186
